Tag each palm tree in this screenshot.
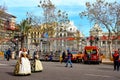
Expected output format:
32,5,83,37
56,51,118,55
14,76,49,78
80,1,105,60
18,19,32,48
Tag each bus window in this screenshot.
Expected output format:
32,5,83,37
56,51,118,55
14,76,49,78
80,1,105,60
92,49,97,54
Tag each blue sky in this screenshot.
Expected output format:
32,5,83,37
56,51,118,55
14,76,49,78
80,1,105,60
0,0,119,37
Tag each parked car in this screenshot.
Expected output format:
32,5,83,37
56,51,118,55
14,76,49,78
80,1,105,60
70,51,83,63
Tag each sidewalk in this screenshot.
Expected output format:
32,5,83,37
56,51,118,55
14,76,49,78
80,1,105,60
102,59,113,65
0,57,114,65
0,56,4,60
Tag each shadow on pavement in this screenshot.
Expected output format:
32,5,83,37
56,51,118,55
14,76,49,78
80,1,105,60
6,72,31,77
6,72,14,76
98,67,113,71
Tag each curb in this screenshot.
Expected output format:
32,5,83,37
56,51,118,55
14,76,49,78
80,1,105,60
102,61,113,65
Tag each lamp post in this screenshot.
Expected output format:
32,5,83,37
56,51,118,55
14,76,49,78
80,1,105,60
40,39,43,55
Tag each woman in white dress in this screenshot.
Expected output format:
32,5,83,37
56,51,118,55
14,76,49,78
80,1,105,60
18,48,23,58
14,48,31,75
31,50,43,72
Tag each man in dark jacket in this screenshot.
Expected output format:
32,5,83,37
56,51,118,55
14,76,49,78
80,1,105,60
113,50,119,71
6,48,11,61
65,50,73,68
62,51,66,63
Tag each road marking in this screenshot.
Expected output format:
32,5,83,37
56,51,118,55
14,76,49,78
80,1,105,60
85,73,112,78
0,63,8,65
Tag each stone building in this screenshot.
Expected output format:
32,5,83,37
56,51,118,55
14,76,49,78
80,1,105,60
89,23,120,60
0,11,16,51
27,21,84,54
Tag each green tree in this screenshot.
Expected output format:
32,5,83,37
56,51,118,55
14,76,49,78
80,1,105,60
18,18,32,48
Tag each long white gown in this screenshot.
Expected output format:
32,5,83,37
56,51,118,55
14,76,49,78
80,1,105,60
31,53,43,72
31,59,43,72
18,57,31,75
14,57,31,75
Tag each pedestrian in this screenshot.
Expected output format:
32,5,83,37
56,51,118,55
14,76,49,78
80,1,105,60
14,48,31,75
18,48,23,58
49,53,53,61
27,49,30,55
4,49,7,60
65,50,73,68
31,49,43,72
112,50,119,71
45,54,48,61
62,50,66,63
6,48,11,61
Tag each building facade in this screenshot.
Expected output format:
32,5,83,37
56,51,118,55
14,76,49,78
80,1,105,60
0,11,16,51
89,23,120,60
27,21,84,55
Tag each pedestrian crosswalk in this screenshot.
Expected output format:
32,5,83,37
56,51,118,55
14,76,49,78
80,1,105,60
0,63,7,65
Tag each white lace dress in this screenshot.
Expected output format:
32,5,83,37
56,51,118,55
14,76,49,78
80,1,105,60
18,57,31,75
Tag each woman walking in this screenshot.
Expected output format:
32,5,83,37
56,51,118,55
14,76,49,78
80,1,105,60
14,48,31,75
31,50,43,72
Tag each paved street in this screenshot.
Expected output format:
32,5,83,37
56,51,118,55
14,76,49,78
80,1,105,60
0,59,120,80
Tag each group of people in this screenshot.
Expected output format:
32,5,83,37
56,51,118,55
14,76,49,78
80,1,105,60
14,48,43,76
112,48,120,71
11,46,120,75
4,48,11,61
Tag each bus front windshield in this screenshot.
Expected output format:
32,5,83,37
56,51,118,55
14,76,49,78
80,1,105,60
85,49,97,54
91,49,97,54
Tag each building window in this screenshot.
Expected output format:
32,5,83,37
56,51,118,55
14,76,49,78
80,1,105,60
64,34,66,37
60,33,62,37
118,41,120,44
70,28,72,31
112,41,116,44
102,41,106,44
60,28,62,31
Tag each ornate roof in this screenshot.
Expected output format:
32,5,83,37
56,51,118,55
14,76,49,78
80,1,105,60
90,23,102,32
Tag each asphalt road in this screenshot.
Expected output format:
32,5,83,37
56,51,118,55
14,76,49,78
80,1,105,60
0,60,120,80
